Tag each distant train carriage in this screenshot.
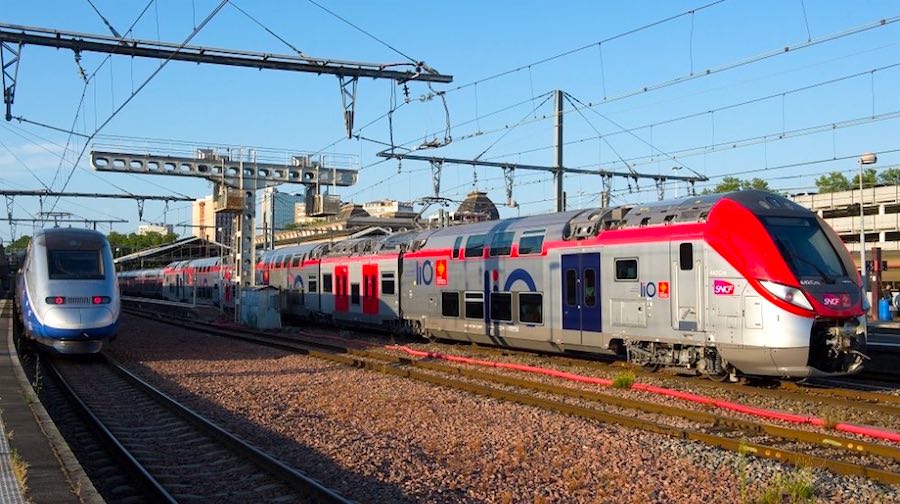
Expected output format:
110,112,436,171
16,228,120,354
117,191,866,378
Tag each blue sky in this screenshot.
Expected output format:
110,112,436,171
1,0,899,242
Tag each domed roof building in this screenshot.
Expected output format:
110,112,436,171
454,190,499,222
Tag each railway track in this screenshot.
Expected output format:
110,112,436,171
41,350,350,504
123,308,900,486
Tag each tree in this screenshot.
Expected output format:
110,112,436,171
741,178,769,191
107,231,179,256
703,176,770,194
7,235,30,250
815,172,851,193
851,168,877,188
879,167,900,185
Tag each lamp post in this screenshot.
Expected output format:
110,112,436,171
858,152,878,315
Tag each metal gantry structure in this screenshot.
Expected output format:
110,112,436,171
1,190,195,241
0,22,453,136
90,148,359,293
2,18,452,315
379,90,707,211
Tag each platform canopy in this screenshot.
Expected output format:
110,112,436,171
114,235,228,269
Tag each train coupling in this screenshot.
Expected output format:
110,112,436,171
826,321,867,374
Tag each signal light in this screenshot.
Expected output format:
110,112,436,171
45,296,65,305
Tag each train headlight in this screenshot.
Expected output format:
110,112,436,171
91,296,111,305
45,296,65,305
758,280,814,311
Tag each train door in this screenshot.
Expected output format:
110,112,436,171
362,264,379,316
561,253,601,343
671,242,703,332
335,265,349,312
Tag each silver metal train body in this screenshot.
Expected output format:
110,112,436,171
120,191,866,378
16,228,120,353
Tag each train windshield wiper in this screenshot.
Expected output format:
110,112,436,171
792,254,836,284
772,237,835,284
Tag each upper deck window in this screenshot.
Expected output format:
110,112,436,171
47,250,103,280
465,235,486,258
765,216,846,281
518,231,545,255
489,232,515,257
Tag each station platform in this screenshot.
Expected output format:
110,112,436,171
0,299,102,504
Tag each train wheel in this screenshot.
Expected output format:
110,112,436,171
709,364,737,383
641,362,661,373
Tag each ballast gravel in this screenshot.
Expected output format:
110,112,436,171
107,314,898,503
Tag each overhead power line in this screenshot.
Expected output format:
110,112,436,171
443,0,729,94
405,13,900,152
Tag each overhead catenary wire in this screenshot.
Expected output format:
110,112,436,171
228,1,306,56
304,0,420,66
49,0,230,222
471,60,900,164
442,0,729,95
402,13,900,153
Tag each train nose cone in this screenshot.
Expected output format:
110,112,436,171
45,307,115,328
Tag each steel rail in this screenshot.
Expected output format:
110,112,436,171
48,349,352,504
122,308,900,485
43,356,178,504
104,355,353,504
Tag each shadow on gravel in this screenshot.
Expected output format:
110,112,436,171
107,314,447,504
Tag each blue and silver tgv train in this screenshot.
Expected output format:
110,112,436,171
15,228,120,353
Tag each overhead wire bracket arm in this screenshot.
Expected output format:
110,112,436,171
1,40,22,121
0,23,453,83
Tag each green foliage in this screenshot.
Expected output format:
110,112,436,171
815,172,851,193
851,167,877,188
879,167,900,185
755,468,815,504
108,231,179,256
611,371,635,389
703,177,771,194
7,235,31,250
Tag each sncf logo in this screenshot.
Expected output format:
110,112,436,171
822,293,851,307
713,279,735,296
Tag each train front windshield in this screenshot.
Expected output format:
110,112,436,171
47,250,103,280
764,216,846,282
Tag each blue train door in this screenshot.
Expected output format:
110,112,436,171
562,253,602,338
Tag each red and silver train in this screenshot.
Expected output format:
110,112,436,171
119,191,867,379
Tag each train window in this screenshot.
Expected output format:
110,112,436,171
308,276,318,293
584,269,597,306
490,292,512,321
47,250,103,280
679,243,693,271
518,232,545,255
519,293,543,324
351,284,360,305
442,292,460,317
381,272,396,295
565,269,577,305
452,237,463,259
323,274,333,293
465,235,486,258
291,255,302,267
489,232,515,257
464,292,485,319
615,259,638,281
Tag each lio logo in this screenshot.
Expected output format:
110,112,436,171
640,282,657,298
416,260,434,286
713,279,735,295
